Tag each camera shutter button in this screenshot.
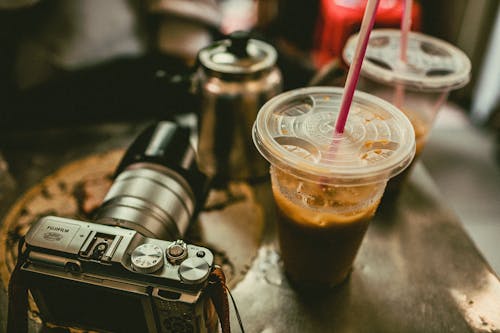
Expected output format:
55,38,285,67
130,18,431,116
179,257,210,284
166,240,188,264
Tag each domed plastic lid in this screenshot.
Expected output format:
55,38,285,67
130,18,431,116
343,29,471,92
253,87,416,185
198,31,277,78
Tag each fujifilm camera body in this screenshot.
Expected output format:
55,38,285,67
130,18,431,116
21,216,217,333
9,121,223,333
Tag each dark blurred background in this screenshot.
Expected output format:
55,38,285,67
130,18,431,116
0,0,499,128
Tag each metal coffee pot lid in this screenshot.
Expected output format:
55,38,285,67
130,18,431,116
198,31,278,79
343,29,471,92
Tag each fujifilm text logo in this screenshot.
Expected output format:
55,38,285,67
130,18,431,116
47,225,70,233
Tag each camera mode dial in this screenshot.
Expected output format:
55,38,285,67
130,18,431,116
131,243,164,274
166,240,188,264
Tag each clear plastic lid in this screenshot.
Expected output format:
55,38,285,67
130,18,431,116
343,29,471,92
253,87,416,185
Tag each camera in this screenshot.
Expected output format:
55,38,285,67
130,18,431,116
8,121,227,333
21,216,217,333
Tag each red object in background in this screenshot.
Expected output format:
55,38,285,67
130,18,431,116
313,0,421,68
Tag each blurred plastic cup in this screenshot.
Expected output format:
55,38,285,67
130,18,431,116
253,87,415,288
343,29,471,193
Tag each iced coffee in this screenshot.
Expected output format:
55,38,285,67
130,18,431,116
343,29,471,193
271,167,385,287
253,87,416,288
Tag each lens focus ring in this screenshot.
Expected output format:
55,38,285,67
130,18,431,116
95,165,195,240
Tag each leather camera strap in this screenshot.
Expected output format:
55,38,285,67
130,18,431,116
7,237,28,333
207,266,245,333
207,266,231,333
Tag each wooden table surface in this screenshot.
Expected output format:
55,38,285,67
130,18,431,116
1,121,499,333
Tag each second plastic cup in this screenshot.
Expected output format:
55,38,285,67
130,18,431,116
343,29,471,193
253,87,415,288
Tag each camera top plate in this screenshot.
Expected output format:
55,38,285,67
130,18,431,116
23,216,215,288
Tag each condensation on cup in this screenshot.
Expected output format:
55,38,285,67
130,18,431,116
253,87,416,289
343,29,471,193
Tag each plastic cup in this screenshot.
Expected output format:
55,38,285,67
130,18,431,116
253,87,415,288
343,29,471,193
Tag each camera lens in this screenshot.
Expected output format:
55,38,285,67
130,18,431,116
93,121,208,240
95,165,195,240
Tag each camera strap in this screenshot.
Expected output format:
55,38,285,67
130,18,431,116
7,237,29,333
207,266,245,333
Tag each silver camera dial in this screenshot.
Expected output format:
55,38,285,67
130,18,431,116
131,243,165,274
179,257,211,284
166,240,188,264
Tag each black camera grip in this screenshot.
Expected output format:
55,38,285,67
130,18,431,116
7,238,28,333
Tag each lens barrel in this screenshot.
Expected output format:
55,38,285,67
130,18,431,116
95,121,208,240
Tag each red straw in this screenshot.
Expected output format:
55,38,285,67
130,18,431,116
394,0,413,108
334,0,381,136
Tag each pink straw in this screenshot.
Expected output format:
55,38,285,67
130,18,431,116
400,0,412,62
334,0,381,136
394,0,412,108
